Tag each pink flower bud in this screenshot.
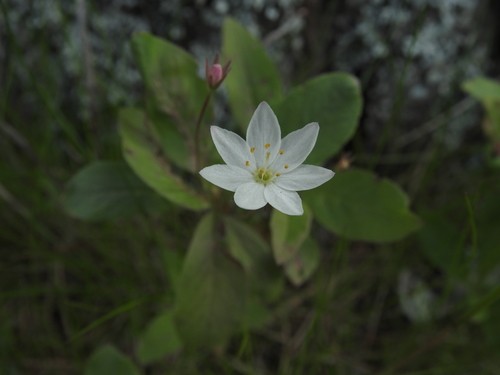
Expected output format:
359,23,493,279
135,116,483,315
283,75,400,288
205,55,231,90
208,64,223,86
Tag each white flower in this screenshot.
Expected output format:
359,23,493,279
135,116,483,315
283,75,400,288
200,102,335,216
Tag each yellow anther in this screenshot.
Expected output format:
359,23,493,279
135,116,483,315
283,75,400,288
276,173,281,177
245,160,250,166
284,164,289,169
279,150,284,155
250,147,255,153
264,143,270,149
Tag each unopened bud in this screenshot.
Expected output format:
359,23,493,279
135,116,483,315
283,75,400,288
205,55,231,90
208,64,223,86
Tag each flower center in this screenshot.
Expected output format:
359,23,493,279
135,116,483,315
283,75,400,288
245,144,286,184
254,167,277,185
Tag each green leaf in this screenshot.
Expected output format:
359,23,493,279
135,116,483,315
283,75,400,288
224,217,270,272
84,345,140,375
146,108,192,171
224,217,283,302
274,73,362,164
64,161,167,220
270,205,312,264
131,32,214,171
136,311,182,364
223,18,283,130
463,77,500,140
462,77,500,101
174,214,246,348
131,32,210,135
118,107,209,211
224,218,283,331
305,169,421,243
284,238,320,286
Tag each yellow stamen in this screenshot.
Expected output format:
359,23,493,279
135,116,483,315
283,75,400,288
250,147,255,153
284,164,289,169
245,160,250,166
264,143,270,149
276,173,281,177
279,150,284,155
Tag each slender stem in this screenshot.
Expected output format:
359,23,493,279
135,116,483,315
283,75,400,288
194,92,213,171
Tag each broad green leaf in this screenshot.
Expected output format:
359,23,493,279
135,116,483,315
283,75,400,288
131,32,213,171
224,217,283,302
223,18,283,130
84,345,140,375
274,73,362,164
64,161,167,221
224,217,270,271
174,214,246,348
118,107,208,211
224,218,282,331
305,169,421,243
147,108,192,171
131,32,210,134
270,205,312,264
136,311,182,364
284,238,320,286
462,77,500,101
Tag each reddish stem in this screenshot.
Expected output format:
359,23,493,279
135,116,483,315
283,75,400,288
194,92,212,171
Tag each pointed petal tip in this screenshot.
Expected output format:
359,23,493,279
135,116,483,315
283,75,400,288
305,122,320,133
264,184,303,216
275,165,335,191
247,101,281,165
281,204,304,216
255,101,277,117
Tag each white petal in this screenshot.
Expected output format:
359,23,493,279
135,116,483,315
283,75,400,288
270,122,319,173
264,184,303,216
275,165,335,191
234,182,267,210
211,126,255,169
246,102,281,167
200,165,252,192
